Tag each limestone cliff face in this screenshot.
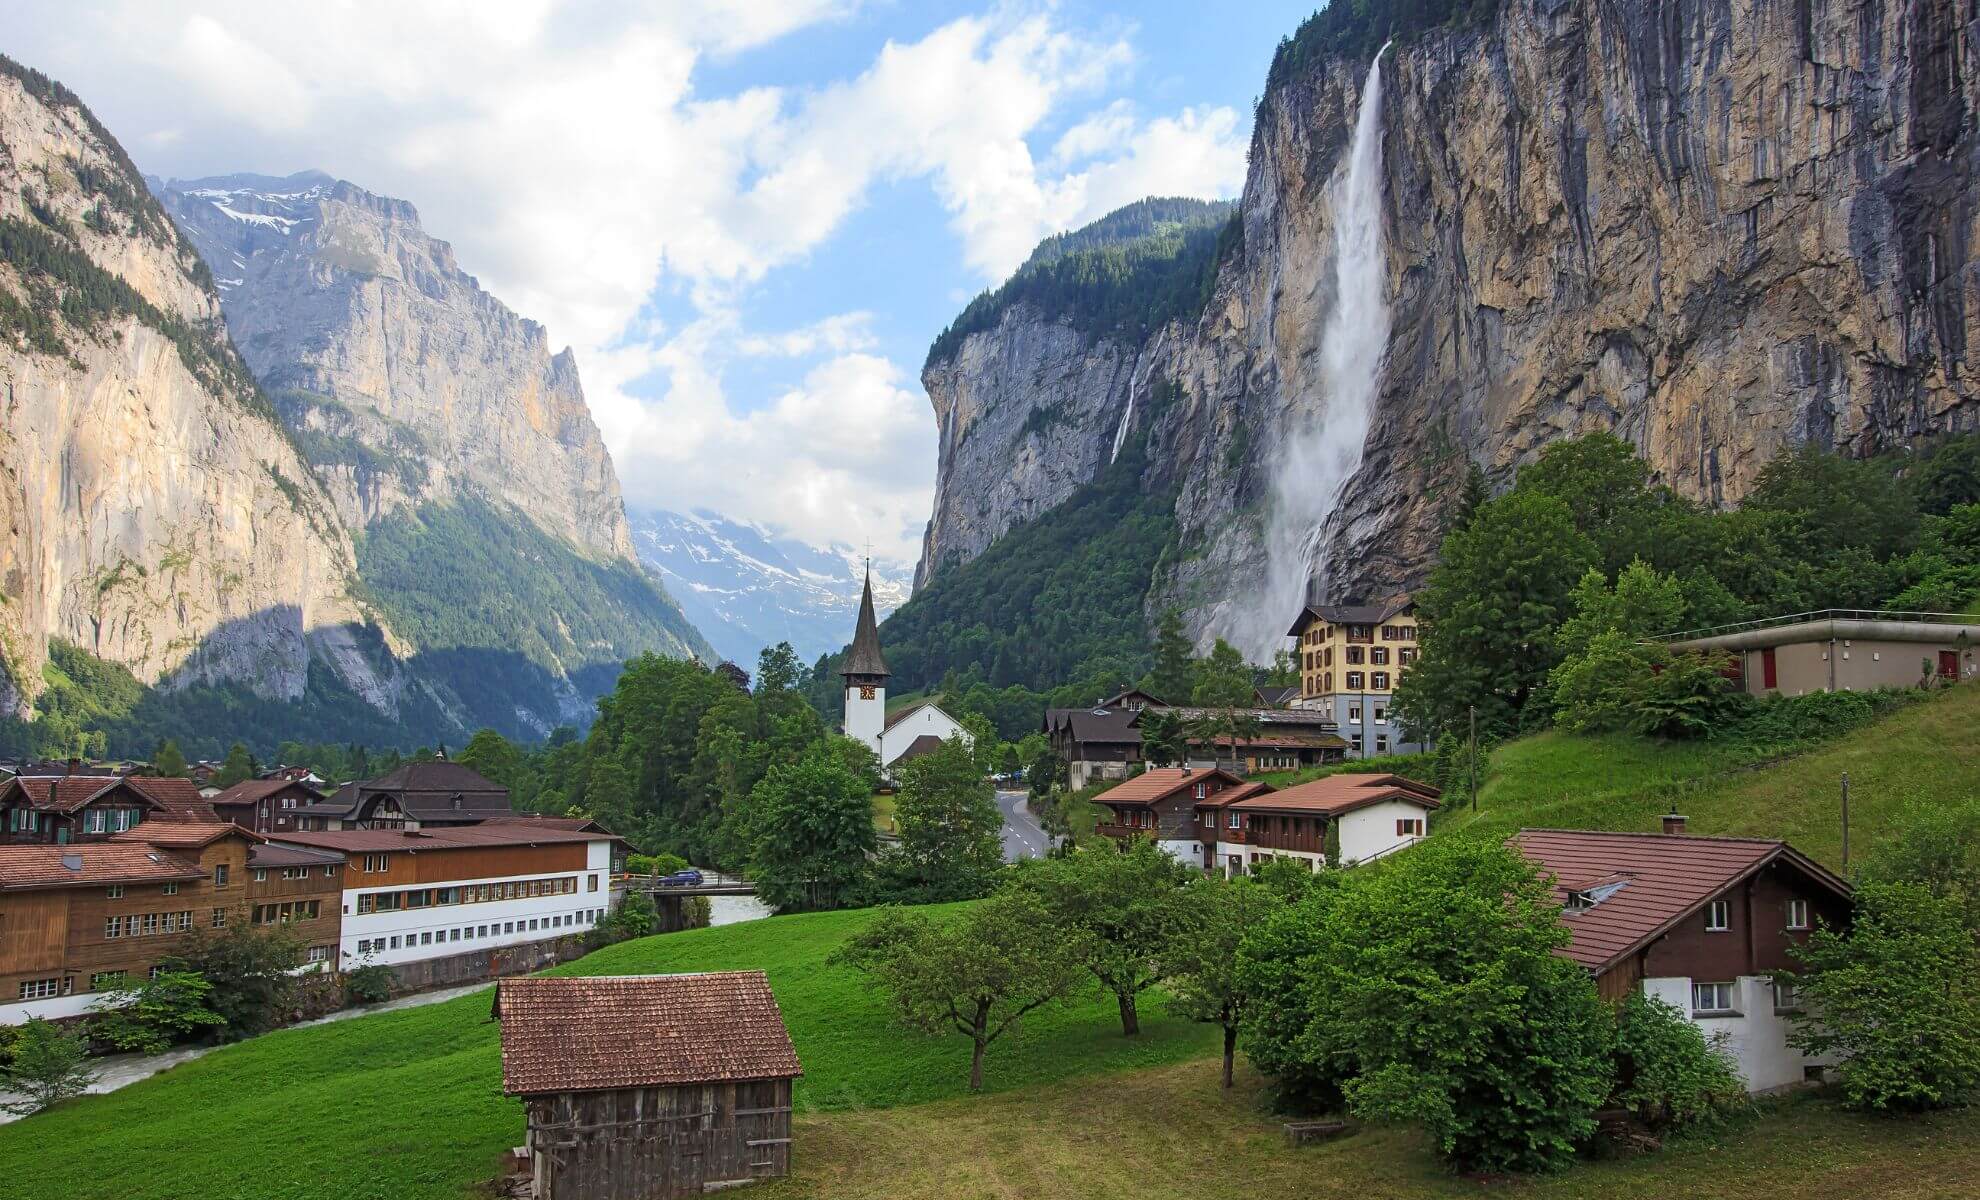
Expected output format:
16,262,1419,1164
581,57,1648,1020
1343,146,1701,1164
153,172,638,562
918,0,1980,649
0,65,393,717
916,305,1140,587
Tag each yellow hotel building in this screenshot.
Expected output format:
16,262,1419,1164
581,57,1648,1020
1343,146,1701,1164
1286,596,1423,757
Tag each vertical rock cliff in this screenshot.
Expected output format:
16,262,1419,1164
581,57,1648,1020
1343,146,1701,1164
0,57,394,720
153,172,640,562
914,0,1980,657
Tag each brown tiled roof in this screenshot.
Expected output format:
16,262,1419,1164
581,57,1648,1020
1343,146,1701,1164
891,734,946,762
249,843,346,868
1231,773,1441,817
1511,829,1852,974
1043,706,1142,745
269,824,614,853
210,778,318,807
110,822,258,849
1195,781,1272,809
482,814,613,834
1095,767,1248,807
495,972,802,1095
0,844,205,890
125,777,219,821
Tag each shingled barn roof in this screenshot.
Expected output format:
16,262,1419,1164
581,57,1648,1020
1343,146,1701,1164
494,972,802,1096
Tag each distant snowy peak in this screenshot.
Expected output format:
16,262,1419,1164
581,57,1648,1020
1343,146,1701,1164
630,508,912,667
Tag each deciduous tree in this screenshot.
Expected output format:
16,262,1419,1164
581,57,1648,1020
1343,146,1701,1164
746,742,876,912
1166,874,1283,1087
834,891,1084,1091
0,1018,95,1116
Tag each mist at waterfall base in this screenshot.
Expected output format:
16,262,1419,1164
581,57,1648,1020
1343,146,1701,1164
1221,46,1393,662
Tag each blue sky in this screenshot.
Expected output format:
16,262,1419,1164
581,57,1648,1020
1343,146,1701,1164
9,1,1314,561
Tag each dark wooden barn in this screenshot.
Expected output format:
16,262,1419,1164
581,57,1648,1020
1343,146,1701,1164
495,971,802,1199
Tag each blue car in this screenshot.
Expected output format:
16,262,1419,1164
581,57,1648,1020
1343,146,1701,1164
658,869,704,887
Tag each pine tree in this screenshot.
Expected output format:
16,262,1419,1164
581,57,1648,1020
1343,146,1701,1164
152,739,189,778
1147,608,1194,704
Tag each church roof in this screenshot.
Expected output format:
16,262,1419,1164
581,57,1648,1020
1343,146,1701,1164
841,568,890,679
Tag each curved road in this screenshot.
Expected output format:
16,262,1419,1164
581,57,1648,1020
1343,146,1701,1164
996,788,1050,861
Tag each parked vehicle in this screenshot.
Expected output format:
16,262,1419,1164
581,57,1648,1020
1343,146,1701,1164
657,869,704,887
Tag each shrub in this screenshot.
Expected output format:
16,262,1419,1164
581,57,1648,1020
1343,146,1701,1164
1789,880,1980,1111
344,963,394,1006
626,853,690,877
1611,993,1747,1131
1238,840,1614,1172
0,1018,95,1116
158,916,307,1041
89,970,225,1054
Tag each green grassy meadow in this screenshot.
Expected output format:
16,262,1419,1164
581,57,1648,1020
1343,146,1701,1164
0,908,1214,1200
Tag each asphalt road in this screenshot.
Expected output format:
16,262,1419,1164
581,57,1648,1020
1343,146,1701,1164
996,788,1050,861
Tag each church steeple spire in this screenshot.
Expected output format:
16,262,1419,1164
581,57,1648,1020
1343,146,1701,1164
841,564,890,680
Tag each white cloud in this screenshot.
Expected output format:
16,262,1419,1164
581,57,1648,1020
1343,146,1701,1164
10,1,1250,562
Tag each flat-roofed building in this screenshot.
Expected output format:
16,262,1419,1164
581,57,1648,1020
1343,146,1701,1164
267,824,618,969
1660,609,1980,697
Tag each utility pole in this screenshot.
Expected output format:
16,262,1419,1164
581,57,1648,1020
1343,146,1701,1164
1468,704,1478,813
1841,771,1851,869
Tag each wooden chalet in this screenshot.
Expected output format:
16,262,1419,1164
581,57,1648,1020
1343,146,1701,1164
0,773,217,845
210,777,324,834
1513,823,1853,1091
496,972,802,1200
1133,706,1348,774
295,759,512,831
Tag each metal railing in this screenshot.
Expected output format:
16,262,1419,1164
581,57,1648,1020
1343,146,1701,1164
1655,608,1977,642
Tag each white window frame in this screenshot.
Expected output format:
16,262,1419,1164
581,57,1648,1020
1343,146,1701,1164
1692,981,1736,1015
1705,899,1730,932
106,884,124,899
1785,898,1810,930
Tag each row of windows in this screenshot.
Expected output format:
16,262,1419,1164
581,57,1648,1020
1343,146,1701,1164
353,908,605,955
1300,623,1417,646
1703,897,1811,933
250,865,337,882
1691,980,1803,1015
354,875,585,914
253,900,323,925
102,910,198,938
17,977,70,1000
81,807,144,834
1308,672,1394,693
1304,645,1418,670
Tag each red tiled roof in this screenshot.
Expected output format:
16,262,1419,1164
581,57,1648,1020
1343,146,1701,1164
110,822,258,849
249,843,346,868
1095,767,1248,807
1511,829,1852,974
495,972,802,1095
0,843,204,890
269,824,615,853
1232,773,1441,816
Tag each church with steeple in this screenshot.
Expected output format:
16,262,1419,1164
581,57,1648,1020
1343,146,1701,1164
842,567,970,769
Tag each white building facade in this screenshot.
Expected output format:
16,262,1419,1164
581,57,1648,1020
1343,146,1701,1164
840,568,970,769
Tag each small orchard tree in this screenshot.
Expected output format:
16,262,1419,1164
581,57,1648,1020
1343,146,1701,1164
1003,838,1196,1036
1789,880,1980,1111
90,970,225,1054
1165,874,1283,1087
834,891,1084,1091
746,742,877,911
0,1018,95,1116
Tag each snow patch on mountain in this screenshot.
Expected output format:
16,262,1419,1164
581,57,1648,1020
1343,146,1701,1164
630,508,911,669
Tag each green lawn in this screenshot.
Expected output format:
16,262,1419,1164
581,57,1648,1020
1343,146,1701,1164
763,1058,1980,1199
0,908,1214,1200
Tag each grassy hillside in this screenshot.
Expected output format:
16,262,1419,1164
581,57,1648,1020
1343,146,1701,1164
0,907,1214,1200
1437,684,1980,867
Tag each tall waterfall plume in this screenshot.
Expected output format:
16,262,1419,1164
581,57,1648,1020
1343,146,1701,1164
1229,45,1392,660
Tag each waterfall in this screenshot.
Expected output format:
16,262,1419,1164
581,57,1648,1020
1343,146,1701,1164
1109,390,1134,462
1230,44,1392,660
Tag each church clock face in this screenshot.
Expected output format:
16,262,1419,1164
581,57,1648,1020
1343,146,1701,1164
859,686,876,700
